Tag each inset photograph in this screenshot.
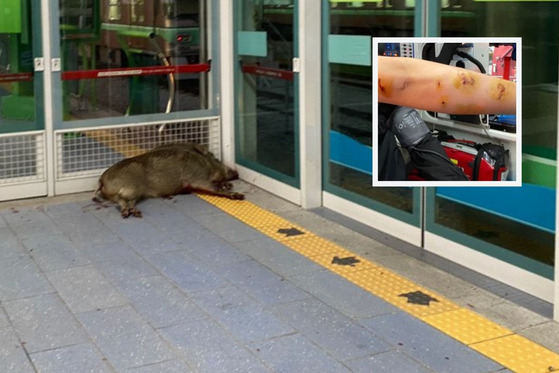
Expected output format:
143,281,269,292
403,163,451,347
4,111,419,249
372,38,521,186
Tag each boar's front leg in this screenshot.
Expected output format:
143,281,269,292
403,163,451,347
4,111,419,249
187,180,244,200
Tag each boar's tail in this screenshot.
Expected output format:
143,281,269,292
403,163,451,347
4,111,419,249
92,180,105,203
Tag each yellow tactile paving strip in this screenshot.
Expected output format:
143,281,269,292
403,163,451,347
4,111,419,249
86,130,145,158
198,195,559,373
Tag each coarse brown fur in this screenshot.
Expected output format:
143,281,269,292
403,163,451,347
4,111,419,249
93,143,243,218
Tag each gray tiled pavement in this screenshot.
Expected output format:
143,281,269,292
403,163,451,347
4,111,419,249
0,187,525,372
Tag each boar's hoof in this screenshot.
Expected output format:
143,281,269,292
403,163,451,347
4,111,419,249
230,192,245,200
121,207,143,219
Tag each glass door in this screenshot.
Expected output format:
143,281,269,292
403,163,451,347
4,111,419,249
322,0,422,244
0,0,47,200
234,0,299,188
51,0,219,195
425,2,558,302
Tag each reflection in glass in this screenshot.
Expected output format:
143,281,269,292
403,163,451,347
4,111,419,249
435,1,558,270
0,0,39,132
59,0,207,120
236,1,297,184
326,1,415,214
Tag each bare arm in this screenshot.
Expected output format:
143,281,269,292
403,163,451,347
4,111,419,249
378,56,516,115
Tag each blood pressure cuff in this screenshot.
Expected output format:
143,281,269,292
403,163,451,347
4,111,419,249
388,106,431,148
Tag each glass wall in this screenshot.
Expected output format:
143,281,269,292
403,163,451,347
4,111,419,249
324,1,418,223
235,1,298,186
59,0,208,120
428,2,558,278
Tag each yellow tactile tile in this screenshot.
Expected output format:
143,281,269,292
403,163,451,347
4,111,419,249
311,252,379,275
87,130,145,158
340,267,459,318
194,193,559,372
198,196,291,228
422,308,513,345
471,334,559,373
284,236,348,258
258,225,314,242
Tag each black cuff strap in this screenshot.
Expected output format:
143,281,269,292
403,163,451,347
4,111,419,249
388,107,431,148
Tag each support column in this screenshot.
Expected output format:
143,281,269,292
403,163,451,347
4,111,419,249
298,0,322,209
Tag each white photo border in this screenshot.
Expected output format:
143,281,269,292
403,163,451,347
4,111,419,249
372,37,522,187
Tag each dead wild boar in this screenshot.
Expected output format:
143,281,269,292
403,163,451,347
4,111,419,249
93,143,243,218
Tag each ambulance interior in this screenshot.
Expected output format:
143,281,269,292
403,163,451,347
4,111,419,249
379,42,517,183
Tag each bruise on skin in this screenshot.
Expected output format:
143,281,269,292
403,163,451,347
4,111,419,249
453,71,476,93
378,77,393,98
440,95,449,106
496,83,505,100
489,79,510,102
454,103,485,114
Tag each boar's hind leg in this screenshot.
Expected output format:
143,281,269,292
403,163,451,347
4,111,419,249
117,199,142,218
116,188,143,218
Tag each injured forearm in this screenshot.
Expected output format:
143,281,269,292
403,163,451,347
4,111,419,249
377,56,516,115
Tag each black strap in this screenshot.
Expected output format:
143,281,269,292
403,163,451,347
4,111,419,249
472,145,486,181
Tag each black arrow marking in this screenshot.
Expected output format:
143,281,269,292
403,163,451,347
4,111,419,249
277,227,305,237
399,291,439,306
331,256,361,267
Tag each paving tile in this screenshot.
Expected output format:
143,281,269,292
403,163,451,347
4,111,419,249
177,229,251,267
192,284,295,343
191,212,265,243
232,237,324,278
0,307,9,329
77,305,176,371
218,259,310,306
44,201,96,218
272,297,391,361
0,256,54,301
345,350,432,373
30,343,113,373
158,316,272,373
77,240,134,263
291,268,398,319
191,285,256,312
93,247,159,282
21,233,91,272
45,265,128,314
115,275,204,329
3,294,90,353
166,194,224,217
2,207,62,239
136,199,201,233
127,359,194,373
0,327,36,372
110,219,182,256
145,250,228,293
48,212,122,249
361,312,504,373
247,333,351,373
0,228,27,260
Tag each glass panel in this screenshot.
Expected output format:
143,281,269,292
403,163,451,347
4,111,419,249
59,0,207,121
326,1,416,217
235,1,298,185
0,0,42,133
432,2,558,274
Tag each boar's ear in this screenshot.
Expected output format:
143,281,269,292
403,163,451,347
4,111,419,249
192,143,210,156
